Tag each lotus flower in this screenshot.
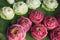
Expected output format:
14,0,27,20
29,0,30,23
7,0,15,4
0,33,6,40
50,26,60,40
55,13,60,26
7,24,26,40
26,0,41,9
17,16,32,32
42,0,58,11
29,10,44,24
1,7,14,20
13,1,28,15
43,16,58,30
31,24,48,40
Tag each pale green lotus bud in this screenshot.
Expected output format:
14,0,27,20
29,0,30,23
26,0,41,9
42,0,59,11
1,7,15,20
7,0,15,4
0,33,6,40
13,1,28,15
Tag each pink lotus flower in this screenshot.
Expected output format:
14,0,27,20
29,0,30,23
29,10,44,24
31,24,48,40
17,16,32,32
24,38,26,40
50,26,60,40
7,24,26,40
43,16,58,30
55,13,60,26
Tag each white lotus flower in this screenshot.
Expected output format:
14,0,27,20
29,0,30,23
42,0,59,11
26,0,41,9
1,7,15,20
7,0,15,4
13,1,28,15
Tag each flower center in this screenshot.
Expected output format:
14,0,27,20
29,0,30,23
50,0,53,3
54,31,60,37
11,28,18,35
19,3,22,6
21,19,28,25
48,17,55,23
36,27,41,31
